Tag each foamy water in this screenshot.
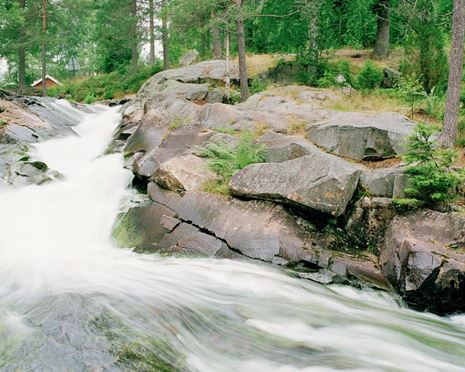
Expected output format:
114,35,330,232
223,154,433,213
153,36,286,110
0,104,465,371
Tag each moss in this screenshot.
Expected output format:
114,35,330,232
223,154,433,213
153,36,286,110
111,211,144,249
29,161,48,171
168,116,190,131
90,313,181,371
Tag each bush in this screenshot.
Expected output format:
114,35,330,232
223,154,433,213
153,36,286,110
315,60,353,88
84,93,97,104
250,79,268,94
423,86,445,120
398,74,426,119
200,132,266,193
48,62,163,103
395,123,465,209
356,61,383,90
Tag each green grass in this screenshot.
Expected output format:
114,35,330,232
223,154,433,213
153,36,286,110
47,63,163,102
200,132,266,194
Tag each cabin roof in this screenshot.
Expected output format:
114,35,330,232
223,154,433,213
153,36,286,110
31,75,63,87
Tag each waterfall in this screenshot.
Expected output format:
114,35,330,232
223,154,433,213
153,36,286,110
0,105,464,371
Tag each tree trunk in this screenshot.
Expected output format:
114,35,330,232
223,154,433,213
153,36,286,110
236,0,249,101
373,0,390,59
161,0,169,69
18,0,26,93
131,0,138,68
41,0,47,97
225,31,230,101
303,0,320,83
438,0,465,147
149,0,155,64
212,21,222,59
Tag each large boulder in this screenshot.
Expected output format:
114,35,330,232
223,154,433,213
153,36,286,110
380,210,465,314
307,112,415,160
153,155,218,193
112,203,178,252
153,80,209,101
138,60,239,105
229,152,362,217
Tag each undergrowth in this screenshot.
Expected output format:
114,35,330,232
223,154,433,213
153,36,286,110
200,132,266,194
47,63,162,102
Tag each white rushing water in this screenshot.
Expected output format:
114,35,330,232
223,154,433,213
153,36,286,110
1,104,465,371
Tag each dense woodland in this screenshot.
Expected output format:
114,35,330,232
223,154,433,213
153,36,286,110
0,0,464,146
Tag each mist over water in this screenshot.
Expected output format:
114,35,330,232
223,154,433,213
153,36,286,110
1,104,465,371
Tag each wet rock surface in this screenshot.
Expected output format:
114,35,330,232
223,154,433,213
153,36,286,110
380,210,465,314
0,97,86,187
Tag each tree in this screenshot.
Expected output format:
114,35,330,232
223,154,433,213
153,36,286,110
211,14,222,59
41,0,47,96
438,0,465,147
161,0,170,69
18,0,26,92
130,0,138,67
373,0,390,59
148,0,155,64
400,0,448,93
94,0,133,72
235,0,249,101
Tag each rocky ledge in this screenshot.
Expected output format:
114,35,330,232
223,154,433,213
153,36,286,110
0,91,89,187
112,60,464,315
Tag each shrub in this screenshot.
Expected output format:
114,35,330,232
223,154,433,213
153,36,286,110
394,123,465,209
315,61,353,89
356,61,383,91
316,71,337,88
250,79,268,94
84,93,97,104
423,86,445,120
200,132,266,192
398,74,426,119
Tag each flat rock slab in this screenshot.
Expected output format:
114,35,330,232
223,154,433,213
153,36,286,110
229,152,362,217
174,191,307,261
307,112,415,160
380,210,465,314
258,132,320,163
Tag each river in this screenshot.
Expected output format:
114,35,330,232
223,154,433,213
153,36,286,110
0,104,465,371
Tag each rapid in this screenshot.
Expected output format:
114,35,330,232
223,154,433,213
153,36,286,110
0,103,465,371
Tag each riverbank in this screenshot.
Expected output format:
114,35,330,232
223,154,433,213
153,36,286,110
112,59,465,315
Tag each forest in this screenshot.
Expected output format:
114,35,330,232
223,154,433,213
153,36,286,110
2,1,465,370
0,1,463,140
